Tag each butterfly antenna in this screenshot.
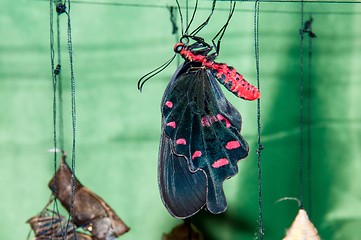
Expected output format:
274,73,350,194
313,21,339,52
190,0,216,36
212,0,236,55
175,0,184,36
138,54,176,92
183,0,199,36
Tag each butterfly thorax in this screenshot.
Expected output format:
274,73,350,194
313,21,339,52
174,42,209,63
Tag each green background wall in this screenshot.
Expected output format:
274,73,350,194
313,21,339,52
1,0,361,239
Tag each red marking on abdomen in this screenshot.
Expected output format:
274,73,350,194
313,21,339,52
192,151,202,160
166,121,176,128
176,138,186,145
212,158,229,168
216,114,231,128
230,79,261,100
225,141,240,150
212,63,260,100
176,44,260,100
165,101,173,108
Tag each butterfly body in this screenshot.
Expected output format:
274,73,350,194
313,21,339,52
174,40,260,101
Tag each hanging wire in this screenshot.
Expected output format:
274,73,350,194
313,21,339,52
306,29,312,217
50,0,59,234
168,6,180,65
56,8,65,152
35,0,361,6
186,0,189,34
299,0,305,209
49,0,69,238
306,15,315,218
35,0,361,15
254,0,264,239
62,0,78,238
50,0,57,185
299,5,316,217
50,0,78,239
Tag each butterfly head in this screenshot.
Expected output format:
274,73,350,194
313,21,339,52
174,42,185,53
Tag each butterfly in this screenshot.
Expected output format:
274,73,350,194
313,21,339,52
138,0,260,219
157,35,259,218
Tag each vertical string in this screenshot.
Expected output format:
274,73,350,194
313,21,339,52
299,0,305,208
50,0,66,237
56,10,65,151
49,0,58,227
306,16,314,217
254,0,264,239
50,0,57,183
64,0,78,238
185,0,189,35
168,6,180,65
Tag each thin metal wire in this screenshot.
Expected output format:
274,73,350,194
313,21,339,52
254,0,264,239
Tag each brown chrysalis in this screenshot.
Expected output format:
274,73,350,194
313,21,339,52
27,211,67,239
48,153,129,240
283,209,320,240
26,206,93,240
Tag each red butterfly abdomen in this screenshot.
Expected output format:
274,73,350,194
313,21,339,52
211,62,260,101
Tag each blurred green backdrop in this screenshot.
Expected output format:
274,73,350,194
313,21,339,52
1,0,361,239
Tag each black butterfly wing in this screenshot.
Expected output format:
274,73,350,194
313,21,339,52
158,130,207,218
159,62,249,218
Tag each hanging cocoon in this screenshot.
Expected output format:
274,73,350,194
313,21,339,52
283,209,320,240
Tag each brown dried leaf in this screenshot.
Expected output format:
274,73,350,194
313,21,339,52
283,209,320,240
48,153,130,240
162,222,204,240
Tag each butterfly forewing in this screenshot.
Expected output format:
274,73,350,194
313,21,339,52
159,62,249,217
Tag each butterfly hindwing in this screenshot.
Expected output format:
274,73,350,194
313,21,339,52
159,62,249,217
158,130,207,218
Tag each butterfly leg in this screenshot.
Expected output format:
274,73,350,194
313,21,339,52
211,0,236,55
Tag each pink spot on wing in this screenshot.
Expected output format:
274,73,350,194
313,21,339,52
165,101,173,108
166,121,176,128
216,114,231,128
192,151,202,160
212,158,229,168
176,138,186,145
201,115,218,127
225,141,241,150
